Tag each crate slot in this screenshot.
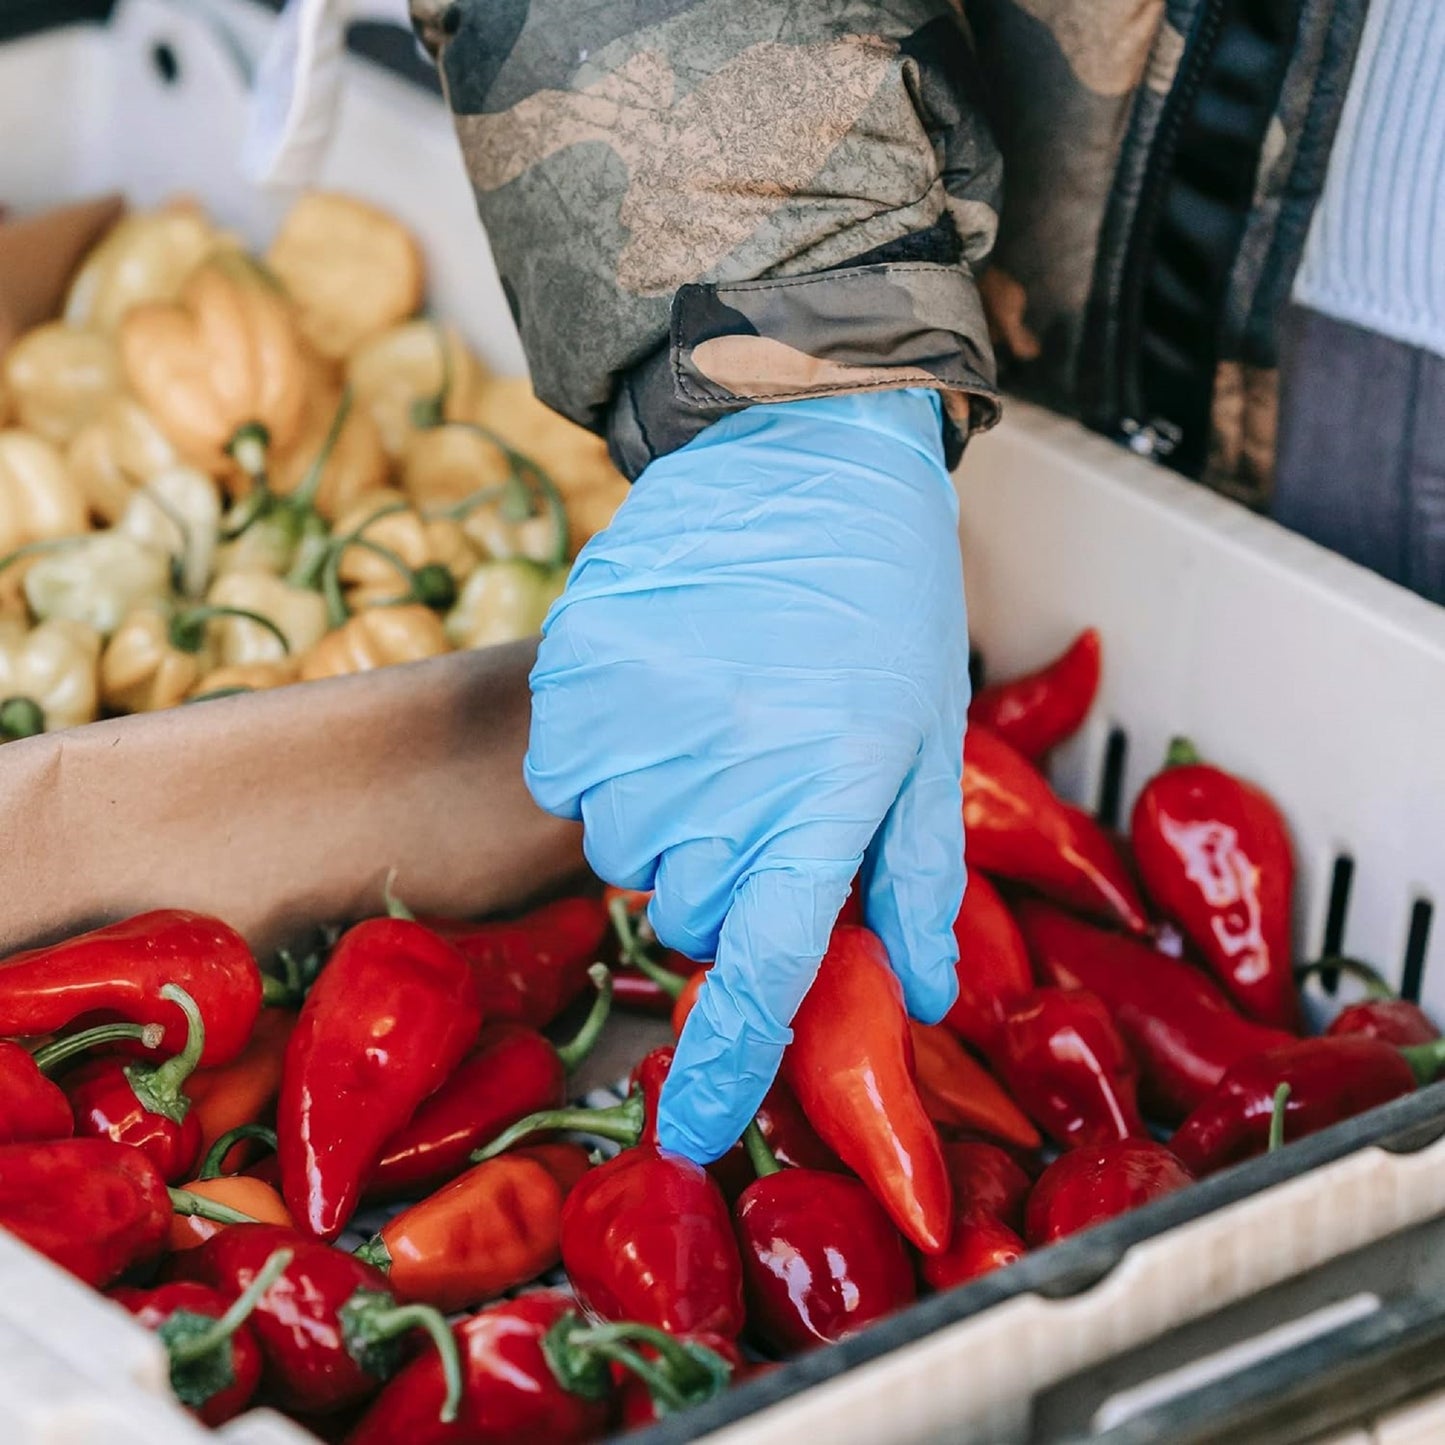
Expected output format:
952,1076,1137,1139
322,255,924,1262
1095,726,1129,830
968,646,987,694
1318,855,1356,993
150,39,179,85
1400,899,1433,1003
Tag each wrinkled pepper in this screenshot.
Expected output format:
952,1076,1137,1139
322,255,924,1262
1296,956,1440,1046
66,395,179,525
172,1223,463,1420
733,1125,914,1353
22,531,171,636
0,1137,170,1285
367,964,612,1201
1131,738,1299,1029
299,603,451,682
970,628,1102,761
0,616,100,737
65,983,209,1181
781,925,954,1253
278,916,482,1240
987,987,1147,1149
1025,1139,1194,1246
940,1139,1034,1233
444,559,567,650
908,1018,1041,1150
116,464,222,599
328,488,474,611
355,1143,589,1313
943,872,1035,1049
964,725,1149,933
1,322,120,447
269,369,388,523
188,658,298,700
1171,1035,1445,1176
112,1246,292,1426
1017,899,1293,1121
206,569,328,666
0,427,89,553
0,911,260,1064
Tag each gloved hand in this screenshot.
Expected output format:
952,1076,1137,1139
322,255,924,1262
524,388,970,1163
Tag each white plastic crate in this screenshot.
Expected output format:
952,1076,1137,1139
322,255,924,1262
6,2,1445,1441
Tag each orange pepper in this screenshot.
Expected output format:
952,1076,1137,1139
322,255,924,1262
353,1143,589,1314
168,1175,293,1251
672,969,707,1038
187,1009,295,1170
908,1019,1041,1151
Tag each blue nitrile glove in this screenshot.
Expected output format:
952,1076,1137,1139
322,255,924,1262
524,388,969,1163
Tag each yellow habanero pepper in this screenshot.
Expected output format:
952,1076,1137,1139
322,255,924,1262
22,533,171,637
266,192,426,361
188,658,298,700
66,396,180,525
117,466,222,600
0,617,101,739
299,604,450,683
269,370,388,523
205,571,328,667
444,561,567,650
2,323,122,447
346,321,487,459
0,430,89,556
118,254,308,488
327,489,474,612
64,202,233,332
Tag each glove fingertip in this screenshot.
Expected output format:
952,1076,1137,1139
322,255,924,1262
901,958,960,1025
521,757,584,823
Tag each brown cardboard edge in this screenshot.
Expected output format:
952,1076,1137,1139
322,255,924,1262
0,639,586,955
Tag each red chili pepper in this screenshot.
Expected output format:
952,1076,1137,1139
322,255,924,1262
971,628,1102,761
355,1144,589,1313
0,1019,162,1145
755,1074,847,1173
1171,1035,1445,1176
909,1018,1042,1150
1025,1139,1194,1246
168,1125,292,1251
171,1223,464,1420
365,967,612,1203
920,1211,1027,1292
781,925,954,1253
942,873,1035,1049
733,1125,915,1353
0,911,261,1065
940,1140,1033,1233
1131,739,1299,1029
987,988,1147,1149
0,1138,170,1286
418,895,609,1029
612,952,708,1015
65,984,210,1182
112,1247,293,1426
278,917,483,1240
1296,957,1440,1047
1016,900,1294,1121
344,1292,732,1445
964,727,1148,934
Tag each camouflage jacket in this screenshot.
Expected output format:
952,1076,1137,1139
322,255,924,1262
413,0,1369,500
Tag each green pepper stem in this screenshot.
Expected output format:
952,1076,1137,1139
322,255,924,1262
471,1088,645,1163
1165,737,1201,769
0,696,44,742
125,984,206,1125
743,1120,782,1179
353,1235,391,1272
354,1302,463,1424
167,1247,293,1366
1268,1082,1291,1153
408,325,453,430
30,1020,164,1075
0,535,87,580
317,500,413,627
199,1124,279,1181
1293,955,1396,1000
553,964,614,1073
184,686,254,705
595,1341,689,1413
170,605,291,657
569,1320,731,1414
382,870,416,921
167,1188,263,1226
227,424,270,487
290,388,353,512
1400,1036,1445,1086
259,972,294,1007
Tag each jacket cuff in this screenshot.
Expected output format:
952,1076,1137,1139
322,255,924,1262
607,261,1000,480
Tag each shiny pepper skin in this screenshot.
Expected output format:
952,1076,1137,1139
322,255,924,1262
66,1065,202,1182
920,1212,1027,1292
1329,999,1440,1046
940,1140,1033,1233
561,1146,746,1339
970,628,1102,761
735,1168,915,1353
943,873,1035,1050
1026,1140,1194,1246
0,1041,77,1145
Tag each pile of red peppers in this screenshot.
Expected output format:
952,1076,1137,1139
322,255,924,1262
0,626,1440,1443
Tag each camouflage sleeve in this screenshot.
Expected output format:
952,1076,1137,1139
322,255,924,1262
411,0,1002,479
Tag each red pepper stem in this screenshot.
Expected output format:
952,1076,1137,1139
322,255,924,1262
607,895,685,998
1165,737,1201,768
553,964,615,1073
382,870,416,922
470,1088,645,1164
167,1188,263,1227
1268,1083,1291,1153
125,984,206,1125
166,1247,294,1367
743,1120,783,1179
348,1300,463,1425
30,1020,164,1075
199,1124,280,1181
1400,1036,1445,1087
1293,956,1397,1000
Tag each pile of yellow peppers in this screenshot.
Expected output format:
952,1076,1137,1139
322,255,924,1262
0,192,629,741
